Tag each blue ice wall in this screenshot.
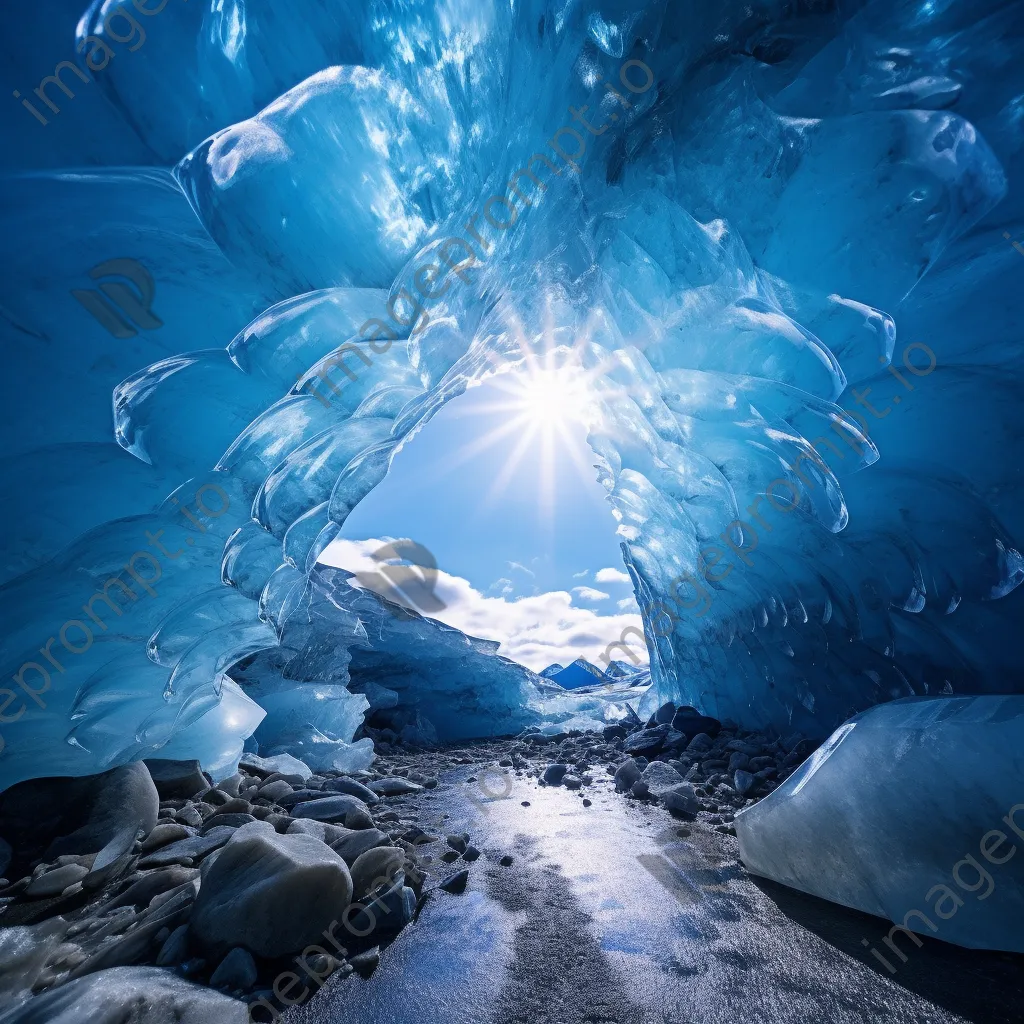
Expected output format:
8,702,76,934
1,0,1023,787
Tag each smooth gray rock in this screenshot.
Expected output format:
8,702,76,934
614,758,643,793
439,869,469,894
368,778,423,797
154,924,190,966
350,847,405,899
324,777,380,805
137,827,235,869
109,867,200,910
662,784,700,815
143,760,208,801
541,764,570,785
142,824,194,852
25,863,89,898
0,765,158,866
256,780,293,804
734,769,756,796
285,820,349,845
0,965,248,1023
641,761,687,795
330,828,390,865
292,795,370,823
209,947,258,990
623,726,669,756
189,824,353,958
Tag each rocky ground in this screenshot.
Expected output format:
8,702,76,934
0,702,812,1022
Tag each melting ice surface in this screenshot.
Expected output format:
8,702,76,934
736,696,1024,954
1,0,1024,793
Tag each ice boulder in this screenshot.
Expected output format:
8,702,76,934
735,696,1024,955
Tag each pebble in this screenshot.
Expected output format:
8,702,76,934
439,869,469,894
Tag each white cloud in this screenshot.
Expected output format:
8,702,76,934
487,577,514,598
617,597,638,611
320,538,647,671
572,569,589,579
595,567,631,584
507,560,535,578
572,586,610,602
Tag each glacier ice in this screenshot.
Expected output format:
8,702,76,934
0,0,1023,798
735,696,1024,954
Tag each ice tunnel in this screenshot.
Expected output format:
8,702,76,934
1,0,1023,795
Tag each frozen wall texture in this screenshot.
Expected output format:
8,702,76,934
1,0,1023,788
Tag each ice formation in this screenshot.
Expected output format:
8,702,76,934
1,0,1023,790
735,696,1024,954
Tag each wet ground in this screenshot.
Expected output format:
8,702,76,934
287,761,1024,1024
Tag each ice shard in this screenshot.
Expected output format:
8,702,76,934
735,696,1024,954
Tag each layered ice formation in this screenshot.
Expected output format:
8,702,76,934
2,0,1024,790
735,696,1024,954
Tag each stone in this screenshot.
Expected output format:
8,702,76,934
176,804,204,829
671,708,722,739
143,760,208,800
138,827,235,869
142,823,195,852
462,846,481,862
662,784,700,816
285,820,349,845
623,725,669,756
733,769,756,796
350,846,405,899
541,763,570,785
614,758,643,793
0,764,159,867
155,923,191,966
109,866,200,910
344,805,375,830
728,752,750,771
217,774,244,798
439,869,469,894
653,702,677,725
210,947,259,990
350,947,380,977
81,822,141,892
499,855,514,866
206,798,252,818
0,965,249,1022
602,724,628,742
0,838,11,878
25,863,89,898
446,834,468,853
686,732,715,753
256,779,293,804
330,828,389,865
291,795,370,823
368,777,424,796
189,824,353,959
324,777,380,804
562,774,582,790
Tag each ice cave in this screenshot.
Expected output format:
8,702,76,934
0,1,1022,1022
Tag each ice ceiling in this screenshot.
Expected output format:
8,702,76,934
1,0,1023,789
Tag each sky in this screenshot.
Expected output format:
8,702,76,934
318,369,648,671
